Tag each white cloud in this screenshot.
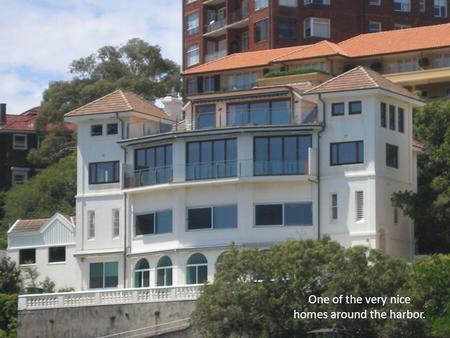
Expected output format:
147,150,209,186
0,0,182,114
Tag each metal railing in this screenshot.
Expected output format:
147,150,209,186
229,6,249,24
18,285,203,310
205,18,226,33
126,121,175,139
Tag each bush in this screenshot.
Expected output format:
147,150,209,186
263,68,329,78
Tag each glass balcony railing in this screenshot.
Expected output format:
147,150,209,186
205,50,227,63
205,18,226,33
253,160,308,176
186,160,237,181
125,166,173,188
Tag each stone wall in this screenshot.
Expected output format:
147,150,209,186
18,300,197,338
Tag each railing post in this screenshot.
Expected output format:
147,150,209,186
58,295,64,308
18,297,27,310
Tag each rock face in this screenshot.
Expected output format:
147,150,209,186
18,300,198,338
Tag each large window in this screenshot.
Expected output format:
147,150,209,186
434,0,448,17
279,19,297,40
254,135,311,175
89,161,120,184
186,254,208,284
386,144,399,168
196,105,216,129
255,19,269,42
187,12,199,35
135,210,172,236
186,139,237,180
134,145,172,186
255,0,269,10
394,0,411,12
134,259,150,288
330,141,364,166
186,44,199,67
188,205,238,230
255,202,313,226
19,249,36,265
279,0,298,6
48,246,66,263
89,262,118,289
227,100,290,126
304,17,330,38
156,256,173,286
227,72,257,90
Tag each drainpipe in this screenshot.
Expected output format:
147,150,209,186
317,93,326,240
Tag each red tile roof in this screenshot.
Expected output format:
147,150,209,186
183,23,450,75
65,89,172,120
304,66,421,101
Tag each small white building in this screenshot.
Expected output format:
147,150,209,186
7,213,79,290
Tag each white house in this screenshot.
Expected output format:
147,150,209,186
7,213,79,290
63,67,423,292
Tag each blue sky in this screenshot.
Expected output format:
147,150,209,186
0,0,182,114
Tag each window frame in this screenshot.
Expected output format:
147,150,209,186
398,107,405,133
186,254,208,285
304,17,330,39
19,248,36,265
48,246,66,263
368,21,382,32
187,205,238,231
386,143,399,169
106,123,118,136
254,202,313,227
88,161,120,185
389,105,396,131
393,0,411,12
90,124,103,137
11,170,28,186
380,102,387,128
330,141,364,166
89,262,119,289
349,101,362,115
226,99,292,126
331,102,345,116
355,191,365,222
134,259,150,288
12,134,28,150
135,210,173,236
255,0,269,10
254,18,269,43
331,193,338,221
186,11,200,36
278,18,298,40
186,44,200,67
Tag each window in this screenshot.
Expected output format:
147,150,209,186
134,144,172,186
379,102,387,128
255,19,269,42
387,58,418,73
355,191,364,221
304,18,330,38
112,209,120,238
186,44,199,67
331,102,345,116
331,193,338,220
188,205,238,230
134,259,150,288
254,135,311,175
394,0,411,12
304,0,331,4
279,19,297,40
434,0,448,17
227,100,291,126
19,249,36,265
227,72,257,90
196,105,216,129
389,105,396,130
89,161,120,184
156,256,173,286
106,123,118,135
369,21,381,32
419,0,426,12
369,0,380,5
330,141,364,166
186,254,208,284
12,170,28,186
187,12,199,35
255,0,269,10
349,101,362,115
135,210,173,236
394,24,411,29
186,0,196,3
89,262,118,289
255,202,313,226
434,53,450,68
13,134,27,150
91,125,103,136
398,108,405,133
48,246,66,263
186,139,237,180
386,144,399,168
88,210,95,239
202,75,220,93
279,0,298,6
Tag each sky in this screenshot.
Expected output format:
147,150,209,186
0,0,182,115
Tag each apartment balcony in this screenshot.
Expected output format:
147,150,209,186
228,7,249,29
205,49,227,63
124,157,315,189
125,120,180,139
203,0,226,5
18,285,203,310
384,66,450,87
204,18,227,37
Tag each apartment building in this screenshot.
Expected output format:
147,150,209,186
61,64,422,291
183,23,450,99
183,0,450,68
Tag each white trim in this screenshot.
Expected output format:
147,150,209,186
12,133,28,150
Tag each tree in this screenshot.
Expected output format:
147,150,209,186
192,240,422,338
393,100,450,253
0,257,21,294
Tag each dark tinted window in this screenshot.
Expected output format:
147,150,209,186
89,263,103,288
188,208,212,229
213,205,238,228
389,105,396,130
91,124,103,136
381,102,387,128
107,123,118,135
255,204,283,226
349,101,362,115
49,246,66,263
227,100,290,126
330,141,364,166
255,19,269,42
89,262,118,289
89,161,120,184
19,249,36,265
398,108,405,133
386,143,399,168
279,18,297,40
331,102,345,116
136,214,155,235
196,105,215,129
156,210,173,234
285,203,312,225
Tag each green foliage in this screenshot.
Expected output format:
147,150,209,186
392,100,450,253
57,287,75,293
39,276,55,294
264,68,329,78
0,293,18,337
192,240,425,338
21,266,39,290
0,257,21,294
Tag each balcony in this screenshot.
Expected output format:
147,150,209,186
204,18,227,37
125,120,181,139
203,0,226,5
205,49,227,63
124,157,315,189
228,7,249,29
18,285,203,310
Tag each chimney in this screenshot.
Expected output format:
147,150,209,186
0,103,6,126
161,95,183,121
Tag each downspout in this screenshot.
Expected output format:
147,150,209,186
317,94,326,240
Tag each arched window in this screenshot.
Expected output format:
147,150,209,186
186,253,208,285
156,256,173,286
134,259,150,288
